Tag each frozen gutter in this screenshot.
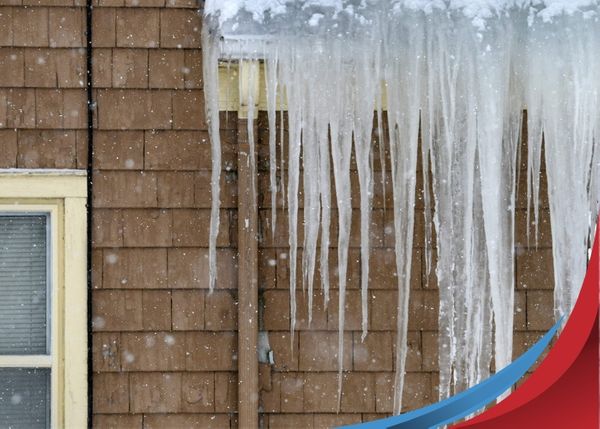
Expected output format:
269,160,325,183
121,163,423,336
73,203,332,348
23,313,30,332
218,35,273,60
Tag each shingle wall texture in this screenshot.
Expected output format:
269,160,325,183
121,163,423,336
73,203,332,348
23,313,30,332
89,3,241,428
0,1,555,428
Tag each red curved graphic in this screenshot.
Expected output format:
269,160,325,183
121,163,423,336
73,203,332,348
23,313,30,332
454,219,599,428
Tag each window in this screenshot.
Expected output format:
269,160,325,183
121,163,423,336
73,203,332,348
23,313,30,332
0,171,87,428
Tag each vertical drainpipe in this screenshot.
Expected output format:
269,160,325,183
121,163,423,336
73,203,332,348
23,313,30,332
237,61,260,429
85,0,94,425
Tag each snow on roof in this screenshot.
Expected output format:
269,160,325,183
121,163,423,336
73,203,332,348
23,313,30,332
204,0,599,35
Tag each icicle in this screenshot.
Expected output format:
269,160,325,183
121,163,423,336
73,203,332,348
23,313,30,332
421,30,436,286
326,40,356,408
421,135,434,282
426,14,480,400
375,43,387,214
318,82,332,309
279,89,286,210
301,52,321,325
524,21,545,247
280,50,303,343
353,47,376,341
265,52,279,236
382,11,424,413
468,158,493,390
201,22,222,294
331,104,354,412
473,16,518,391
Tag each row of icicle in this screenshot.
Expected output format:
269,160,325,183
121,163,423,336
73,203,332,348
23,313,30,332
202,8,600,413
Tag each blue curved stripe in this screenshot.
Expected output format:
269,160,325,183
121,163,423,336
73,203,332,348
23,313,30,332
341,318,563,429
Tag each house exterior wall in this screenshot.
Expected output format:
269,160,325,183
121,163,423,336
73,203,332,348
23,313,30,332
88,2,241,428
0,3,88,168
0,2,556,428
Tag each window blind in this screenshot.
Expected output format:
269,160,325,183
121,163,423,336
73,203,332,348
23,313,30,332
0,216,48,355
0,368,50,429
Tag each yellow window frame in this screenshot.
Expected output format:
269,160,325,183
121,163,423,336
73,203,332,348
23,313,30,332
0,170,87,428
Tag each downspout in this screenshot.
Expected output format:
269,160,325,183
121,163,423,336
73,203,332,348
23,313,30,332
237,60,260,429
85,0,94,425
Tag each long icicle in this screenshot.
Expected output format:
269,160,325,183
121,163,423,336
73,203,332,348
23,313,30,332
301,52,321,325
473,16,518,393
280,49,303,345
329,41,355,408
353,46,376,341
201,23,221,294
265,51,279,236
318,75,332,309
384,12,423,412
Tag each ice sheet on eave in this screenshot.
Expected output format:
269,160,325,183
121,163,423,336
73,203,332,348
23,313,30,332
203,0,380,58
204,0,600,48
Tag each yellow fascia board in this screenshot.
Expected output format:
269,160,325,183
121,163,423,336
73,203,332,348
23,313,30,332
217,61,388,112
0,169,87,198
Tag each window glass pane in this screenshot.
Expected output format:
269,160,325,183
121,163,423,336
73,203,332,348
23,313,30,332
0,215,48,355
0,368,50,429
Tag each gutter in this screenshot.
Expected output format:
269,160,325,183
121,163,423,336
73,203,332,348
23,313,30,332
85,0,94,425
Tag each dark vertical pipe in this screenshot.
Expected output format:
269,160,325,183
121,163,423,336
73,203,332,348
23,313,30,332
85,0,94,425
236,116,259,429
